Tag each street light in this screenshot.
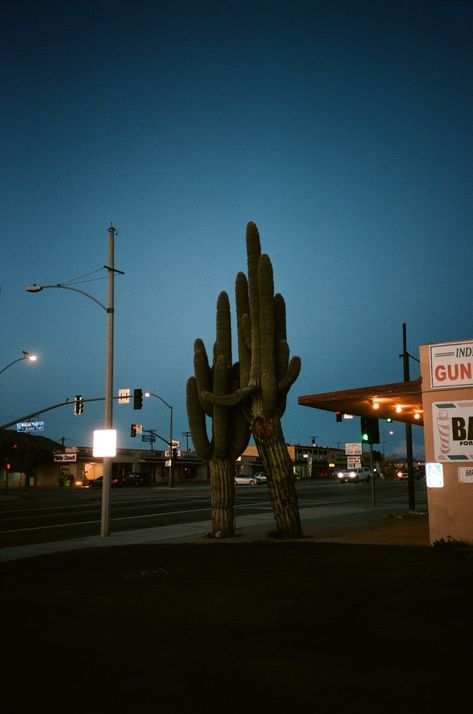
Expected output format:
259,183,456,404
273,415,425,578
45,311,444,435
0,350,38,375
144,390,174,487
26,225,121,536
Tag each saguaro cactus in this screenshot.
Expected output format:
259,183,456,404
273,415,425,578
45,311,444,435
201,222,302,538
238,221,302,537
186,291,252,537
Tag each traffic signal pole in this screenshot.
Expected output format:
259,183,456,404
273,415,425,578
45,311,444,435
369,443,376,506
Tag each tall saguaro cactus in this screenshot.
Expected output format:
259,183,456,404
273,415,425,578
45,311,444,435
199,222,303,538
237,221,302,537
186,291,252,537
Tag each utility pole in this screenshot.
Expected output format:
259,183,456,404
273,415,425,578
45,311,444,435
101,225,116,537
401,322,416,512
182,431,191,452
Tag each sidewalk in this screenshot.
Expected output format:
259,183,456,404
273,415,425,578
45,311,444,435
0,501,430,562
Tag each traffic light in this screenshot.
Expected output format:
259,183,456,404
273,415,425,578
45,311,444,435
360,416,379,444
74,395,84,415
133,388,143,410
386,417,393,423
336,411,342,422
4,441,18,472
172,448,178,460
130,424,137,437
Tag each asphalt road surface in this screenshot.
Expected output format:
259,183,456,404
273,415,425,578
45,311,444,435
0,478,427,549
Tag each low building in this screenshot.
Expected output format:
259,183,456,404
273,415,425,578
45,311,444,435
0,432,208,488
238,443,347,479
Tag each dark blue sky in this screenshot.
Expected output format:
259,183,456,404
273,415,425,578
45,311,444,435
1,0,472,458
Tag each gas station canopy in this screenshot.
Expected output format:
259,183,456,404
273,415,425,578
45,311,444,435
298,377,423,426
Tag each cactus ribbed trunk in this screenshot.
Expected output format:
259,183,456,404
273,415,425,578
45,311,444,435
209,458,236,537
252,413,302,538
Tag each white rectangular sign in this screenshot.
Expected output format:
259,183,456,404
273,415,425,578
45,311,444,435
345,442,362,455
430,341,473,389
432,400,473,461
347,456,361,468
93,429,117,457
458,466,473,484
118,388,130,404
426,462,444,488
54,453,77,462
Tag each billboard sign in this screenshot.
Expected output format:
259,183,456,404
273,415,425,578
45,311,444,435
432,400,473,461
430,341,473,389
345,442,362,455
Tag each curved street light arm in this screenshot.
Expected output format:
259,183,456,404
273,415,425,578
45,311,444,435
0,356,25,375
0,351,36,376
26,283,108,312
145,391,172,410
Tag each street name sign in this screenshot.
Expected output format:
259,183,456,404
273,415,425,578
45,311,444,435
17,420,45,432
54,453,77,463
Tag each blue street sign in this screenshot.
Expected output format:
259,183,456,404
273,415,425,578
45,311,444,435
17,420,45,432
141,434,156,443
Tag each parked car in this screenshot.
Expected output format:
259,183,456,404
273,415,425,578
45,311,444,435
253,472,267,483
86,475,128,488
235,474,267,486
126,472,150,486
112,474,127,487
336,467,372,483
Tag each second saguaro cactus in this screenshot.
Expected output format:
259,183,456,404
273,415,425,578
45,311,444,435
238,222,302,537
186,291,252,537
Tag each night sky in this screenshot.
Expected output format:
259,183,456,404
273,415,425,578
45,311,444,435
2,0,472,459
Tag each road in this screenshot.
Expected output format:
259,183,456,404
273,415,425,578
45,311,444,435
0,478,427,549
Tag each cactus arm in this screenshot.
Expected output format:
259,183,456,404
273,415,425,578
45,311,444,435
277,339,289,381
278,355,302,393
193,338,213,416
235,272,251,384
186,377,212,460
216,291,232,366
258,254,278,415
246,222,262,384
274,293,287,343
201,384,257,406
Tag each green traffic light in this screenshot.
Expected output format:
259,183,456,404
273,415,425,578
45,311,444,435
361,433,369,441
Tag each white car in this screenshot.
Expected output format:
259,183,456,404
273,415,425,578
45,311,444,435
336,467,372,483
235,474,267,486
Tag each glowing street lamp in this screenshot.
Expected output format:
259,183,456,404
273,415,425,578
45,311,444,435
0,350,38,375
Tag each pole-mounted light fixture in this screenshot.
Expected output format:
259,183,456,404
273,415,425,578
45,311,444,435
0,350,38,375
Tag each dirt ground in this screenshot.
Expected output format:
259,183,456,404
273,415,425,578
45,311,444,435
3,538,473,713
